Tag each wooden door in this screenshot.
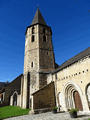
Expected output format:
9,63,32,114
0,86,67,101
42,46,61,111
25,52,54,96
73,91,83,111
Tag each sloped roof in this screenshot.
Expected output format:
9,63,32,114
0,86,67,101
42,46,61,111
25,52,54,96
0,82,8,91
31,8,47,26
0,74,23,94
0,82,5,90
6,74,23,94
53,47,90,73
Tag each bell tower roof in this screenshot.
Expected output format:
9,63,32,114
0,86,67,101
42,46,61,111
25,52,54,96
31,8,47,26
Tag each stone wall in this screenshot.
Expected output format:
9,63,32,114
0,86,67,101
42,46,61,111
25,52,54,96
52,56,90,111
33,82,56,110
22,24,55,108
39,73,47,89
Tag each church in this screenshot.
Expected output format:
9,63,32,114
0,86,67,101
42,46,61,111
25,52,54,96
0,8,90,113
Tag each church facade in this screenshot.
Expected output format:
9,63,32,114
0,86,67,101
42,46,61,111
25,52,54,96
0,9,90,112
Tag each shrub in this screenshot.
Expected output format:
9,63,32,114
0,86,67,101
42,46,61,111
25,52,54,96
68,108,78,114
53,106,58,110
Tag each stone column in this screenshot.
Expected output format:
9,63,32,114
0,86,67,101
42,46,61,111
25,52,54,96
22,73,27,108
29,95,34,114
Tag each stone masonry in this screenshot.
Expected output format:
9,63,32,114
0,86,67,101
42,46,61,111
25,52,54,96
22,8,55,109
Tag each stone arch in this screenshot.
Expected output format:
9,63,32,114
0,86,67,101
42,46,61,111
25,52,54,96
63,81,83,111
13,91,18,106
1,94,3,102
85,83,90,110
57,92,63,111
0,93,3,103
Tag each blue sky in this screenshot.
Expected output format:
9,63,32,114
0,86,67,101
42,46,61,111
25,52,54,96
0,0,90,82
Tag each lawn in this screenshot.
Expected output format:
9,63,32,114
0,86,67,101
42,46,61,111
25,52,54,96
0,106,30,119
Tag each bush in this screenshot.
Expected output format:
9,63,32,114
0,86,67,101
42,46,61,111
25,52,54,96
53,106,58,110
68,108,78,114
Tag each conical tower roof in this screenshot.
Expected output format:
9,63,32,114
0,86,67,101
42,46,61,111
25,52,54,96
31,8,47,26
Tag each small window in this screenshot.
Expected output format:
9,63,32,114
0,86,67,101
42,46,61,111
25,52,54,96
43,35,46,42
43,28,45,34
31,35,35,42
66,76,68,79
55,74,57,79
32,27,35,34
79,72,81,74
31,62,33,68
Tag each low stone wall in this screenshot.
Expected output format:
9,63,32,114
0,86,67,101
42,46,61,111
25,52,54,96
33,82,56,110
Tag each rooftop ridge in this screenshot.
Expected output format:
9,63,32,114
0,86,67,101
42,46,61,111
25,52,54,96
53,47,90,73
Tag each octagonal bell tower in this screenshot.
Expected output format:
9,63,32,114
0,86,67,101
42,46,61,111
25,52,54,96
22,8,55,108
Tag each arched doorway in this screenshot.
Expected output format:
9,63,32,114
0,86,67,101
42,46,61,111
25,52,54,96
65,84,83,111
0,94,3,103
13,93,17,106
73,91,83,110
86,84,90,110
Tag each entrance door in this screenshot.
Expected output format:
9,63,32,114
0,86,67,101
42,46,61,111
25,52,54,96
73,91,83,111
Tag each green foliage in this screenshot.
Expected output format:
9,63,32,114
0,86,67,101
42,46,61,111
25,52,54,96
68,108,78,113
0,106,30,119
53,106,58,110
88,119,90,120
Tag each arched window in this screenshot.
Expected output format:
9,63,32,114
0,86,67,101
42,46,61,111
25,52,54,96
43,35,46,42
31,62,33,68
13,93,17,106
55,74,57,79
31,35,35,42
32,27,35,34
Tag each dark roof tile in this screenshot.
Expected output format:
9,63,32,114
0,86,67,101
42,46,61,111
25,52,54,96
31,8,47,26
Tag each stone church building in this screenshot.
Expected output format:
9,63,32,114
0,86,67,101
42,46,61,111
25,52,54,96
0,8,90,112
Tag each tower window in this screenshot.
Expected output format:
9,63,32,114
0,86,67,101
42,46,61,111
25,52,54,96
43,28,45,34
31,35,35,42
32,27,35,34
43,35,46,42
55,74,57,79
31,62,33,68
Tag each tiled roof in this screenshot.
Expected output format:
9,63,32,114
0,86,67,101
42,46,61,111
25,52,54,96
31,8,47,26
53,47,90,73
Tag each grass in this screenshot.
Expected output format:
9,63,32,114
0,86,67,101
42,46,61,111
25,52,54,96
0,106,30,119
